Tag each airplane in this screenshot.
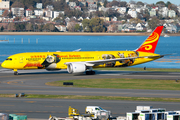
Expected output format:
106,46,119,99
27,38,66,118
1,26,165,75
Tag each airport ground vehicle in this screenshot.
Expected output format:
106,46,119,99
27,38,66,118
67,106,111,120
85,106,111,119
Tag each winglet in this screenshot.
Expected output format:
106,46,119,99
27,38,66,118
136,26,164,53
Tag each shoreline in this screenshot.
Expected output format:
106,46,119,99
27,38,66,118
0,32,180,36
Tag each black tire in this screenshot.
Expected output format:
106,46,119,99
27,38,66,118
86,71,95,75
86,71,90,75
14,71,18,75
91,71,95,75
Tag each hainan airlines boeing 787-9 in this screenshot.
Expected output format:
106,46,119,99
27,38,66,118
1,26,165,75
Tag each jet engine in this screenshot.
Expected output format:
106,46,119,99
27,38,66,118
67,63,86,74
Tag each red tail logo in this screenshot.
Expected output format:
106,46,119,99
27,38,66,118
136,26,164,53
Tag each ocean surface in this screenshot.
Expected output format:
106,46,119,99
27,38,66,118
0,35,180,69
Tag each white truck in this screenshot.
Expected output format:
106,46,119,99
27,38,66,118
85,106,111,120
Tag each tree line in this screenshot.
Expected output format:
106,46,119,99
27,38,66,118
0,22,58,32
1,17,107,32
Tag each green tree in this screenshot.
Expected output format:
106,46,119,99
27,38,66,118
166,1,171,7
43,0,53,8
156,1,165,6
0,26,4,32
15,23,26,31
109,1,119,7
95,11,104,17
74,24,81,32
148,17,160,30
14,24,20,31
82,19,91,32
104,0,108,7
38,25,44,32
136,1,144,6
11,1,24,8
89,17,105,32
7,11,13,18
20,24,26,31
97,3,101,8
53,0,68,11
143,9,150,21
42,23,55,32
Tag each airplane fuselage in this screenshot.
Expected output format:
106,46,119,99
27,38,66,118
2,51,160,70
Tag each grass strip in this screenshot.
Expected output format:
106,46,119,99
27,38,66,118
1,94,180,102
94,67,180,72
46,78,180,90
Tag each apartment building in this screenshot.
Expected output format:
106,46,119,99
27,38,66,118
11,8,24,17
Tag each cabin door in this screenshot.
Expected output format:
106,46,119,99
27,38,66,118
19,56,24,63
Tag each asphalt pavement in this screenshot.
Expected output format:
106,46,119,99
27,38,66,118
0,68,180,119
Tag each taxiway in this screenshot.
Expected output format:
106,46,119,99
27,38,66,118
0,69,180,119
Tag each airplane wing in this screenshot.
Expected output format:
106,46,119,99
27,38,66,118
65,57,138,66
64,54,170,67
141,53,175,58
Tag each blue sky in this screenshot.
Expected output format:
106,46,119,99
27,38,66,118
119,0,180,5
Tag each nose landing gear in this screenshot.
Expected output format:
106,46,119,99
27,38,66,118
14,69,18,75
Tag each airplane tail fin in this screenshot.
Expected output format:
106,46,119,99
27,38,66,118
136,26,164,53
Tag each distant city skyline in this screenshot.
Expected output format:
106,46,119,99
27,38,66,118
110,0,180,5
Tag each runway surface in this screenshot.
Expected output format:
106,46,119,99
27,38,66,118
0,68,180,119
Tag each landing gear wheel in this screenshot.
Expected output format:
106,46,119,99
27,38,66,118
86,71,95,75
14,71,18,75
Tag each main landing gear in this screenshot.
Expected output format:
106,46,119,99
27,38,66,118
86,67,95,75
14,69,18,75
86,71,95,75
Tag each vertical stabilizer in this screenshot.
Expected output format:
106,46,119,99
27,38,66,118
136,26,164,53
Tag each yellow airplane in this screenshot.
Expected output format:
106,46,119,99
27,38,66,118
1,26,165,75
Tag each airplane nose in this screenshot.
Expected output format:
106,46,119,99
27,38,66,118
1,62,5,68
1,61,9,68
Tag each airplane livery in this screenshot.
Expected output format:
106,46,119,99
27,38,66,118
1,26,164,75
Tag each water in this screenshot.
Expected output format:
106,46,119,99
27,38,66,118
0,35,180,68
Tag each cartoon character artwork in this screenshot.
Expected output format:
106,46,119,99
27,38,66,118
117,52,125,58
102,54,116,67
117,51,139,66
41,54,61,68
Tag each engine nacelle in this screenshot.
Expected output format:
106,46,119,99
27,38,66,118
67,63,86,74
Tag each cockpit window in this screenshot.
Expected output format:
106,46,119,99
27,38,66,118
6,58,12,61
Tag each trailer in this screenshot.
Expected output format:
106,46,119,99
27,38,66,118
164,112,177,120
167,114,180,120
154,112,165,120
126,112,140,120
138,113,156,120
